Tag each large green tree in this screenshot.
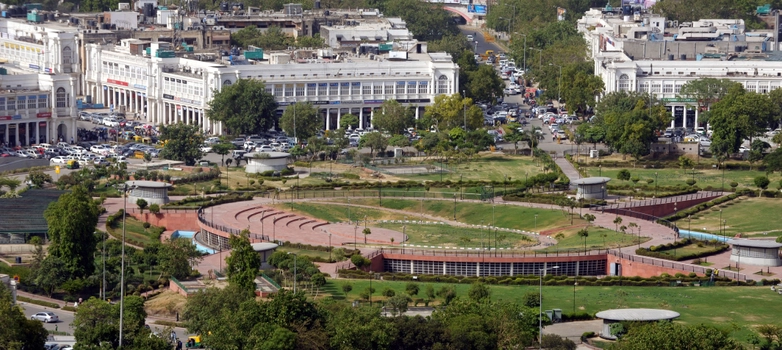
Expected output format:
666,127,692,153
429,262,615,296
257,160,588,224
72,296,167,349
207,78,277,136
424,94,483,131
158,238,202,280
0,284,47,349
709,84,778,158
159,123,205,166
678,78,738,125
561,62,604,115
225,230,262,293
280,102,322,143
467,65,505,104
594,91,670,160
372,100,414,135
44,185,100,278
383,0,459,41
359,132,389,157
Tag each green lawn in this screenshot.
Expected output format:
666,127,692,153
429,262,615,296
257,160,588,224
375,223,534,249
394,155,543,182
538,226,643,252
108,216,163,246
324,280,778,342
277,246,342,262
685,197,782,236
587,167,781,190
655,242,725,258
349,198,577,233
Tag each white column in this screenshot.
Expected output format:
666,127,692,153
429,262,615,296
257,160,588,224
336,108,341,130
415,106,420,119
359,108,364,130
325,108,331,130
695,108,699,128
670,106,675,129
14,124,19,147
34,123,39,145
683,107,687,129
369,108,375,129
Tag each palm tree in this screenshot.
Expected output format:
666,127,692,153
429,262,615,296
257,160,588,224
0,176,21,197
577,228,589,253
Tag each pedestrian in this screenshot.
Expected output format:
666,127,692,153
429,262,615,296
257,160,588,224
176,339,182,350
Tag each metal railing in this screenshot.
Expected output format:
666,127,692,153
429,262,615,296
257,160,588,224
196,207,270,242
378,247,609,258
608,249,747,281
272,189,483,201
600,191,723,211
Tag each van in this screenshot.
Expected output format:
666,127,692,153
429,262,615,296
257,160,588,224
231,150,246,158
466,34,474,41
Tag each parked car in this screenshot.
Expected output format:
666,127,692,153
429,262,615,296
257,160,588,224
205,136,221,145
30,312,59,323
50,156,70,165
231,138,246,147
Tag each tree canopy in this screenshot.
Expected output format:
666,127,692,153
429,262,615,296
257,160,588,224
207,79,278,135
44,185,100,278
708,84,778,158
594,91,670,160
372,100,415,135
280,102,322,143
424,94,484,131
467,65,505,104
0,283,47,349
226,230,262,293
159,123,206,166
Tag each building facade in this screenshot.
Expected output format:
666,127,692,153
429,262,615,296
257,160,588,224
578,8,782,130
0,73,77,146
84,41,459,134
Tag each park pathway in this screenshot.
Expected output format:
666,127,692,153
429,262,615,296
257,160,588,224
554,156,580,188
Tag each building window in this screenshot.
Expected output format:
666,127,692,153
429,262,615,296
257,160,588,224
419,81,428,94
5,98,13,111
28,97,36,109
651,82,661,94
663,84,673,93
396,82,405,95
274,84,283,97
639,82,649,92
62,47,72,73
296,85,305,96
223,80,232,86
341,83,349,96
0,98,5,111
674,84,683,94
38,96,47,109
745,82,757,93
760,83,769,94
407,82,416,94
362,84,371,96
436,75,449,94
56,88,67,108
307,84,316,96
373,84,382,95
285,85,294,97
384,82,394,95
17,98,24,110
618,74,630,91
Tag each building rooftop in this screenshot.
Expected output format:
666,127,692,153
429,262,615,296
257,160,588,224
571,177,611,185
596,308,680,321
0,189,65,234
126,180,172,188
728,239,782,249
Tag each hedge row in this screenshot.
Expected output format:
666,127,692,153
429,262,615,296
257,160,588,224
666,193,740,221
16,296,60,309
636,242,729,262
172,169,221,185
503,192,606,207
164,192,255,208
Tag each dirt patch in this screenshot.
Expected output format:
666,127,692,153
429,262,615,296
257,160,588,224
539,225,583,236
145,290,187,318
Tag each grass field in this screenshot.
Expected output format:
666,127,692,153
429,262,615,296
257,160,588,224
538,226,643,252
684,197,782,236
110,216,163,246
277,246,342,261
321,280,778,342
374,223,534,249
394,155,543,182
587,166,781,190
654,242,724,258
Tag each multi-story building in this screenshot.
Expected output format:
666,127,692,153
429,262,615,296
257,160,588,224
578,6,781,130
84,40,459,134
0,70,78,146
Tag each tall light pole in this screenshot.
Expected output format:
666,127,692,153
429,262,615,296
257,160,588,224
539,266,559,349
534,214,538,230
463,90,467,131
288,252,297,293
329,233,332,261
102,229,106,300
118,183,134,346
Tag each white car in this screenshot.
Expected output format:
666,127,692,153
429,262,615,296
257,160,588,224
200,144,212,153
114,156,128,164
30,312,58,323
205,136,220,145
50,156,70,165
256,145,274,152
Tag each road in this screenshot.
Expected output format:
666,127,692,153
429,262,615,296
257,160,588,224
20,302,190,344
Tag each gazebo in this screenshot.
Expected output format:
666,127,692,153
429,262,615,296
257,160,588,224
595,308,680,340
571,177,611,200
245,152,290,174
727,239,782,267
126,180,172,205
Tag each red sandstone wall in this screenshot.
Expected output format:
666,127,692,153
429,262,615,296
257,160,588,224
168,280,189,297
607,195,719,218
126,208,200,232
605,254,703,278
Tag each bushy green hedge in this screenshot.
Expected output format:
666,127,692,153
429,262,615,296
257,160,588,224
165,192,254,208
636,239,729,261
503,192,606,207
665,194,740,221
172,168,221,185
16,296,59,308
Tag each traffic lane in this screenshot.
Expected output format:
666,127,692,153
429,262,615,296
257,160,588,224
21,302,75,334
458,25,503,54
21,302,190,341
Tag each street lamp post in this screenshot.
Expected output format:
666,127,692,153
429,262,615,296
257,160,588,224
539,266,559,349
534,214,538,230
288,252,297,293
118,183,135,346
719,209,723,240
463,90,467,131
329,233,332,261
573,276,578,314
354,225,357,247
655,172,658,197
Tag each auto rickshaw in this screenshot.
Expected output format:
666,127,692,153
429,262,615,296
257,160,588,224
134,150,146,159
186,335,203,348
65,159,79,169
